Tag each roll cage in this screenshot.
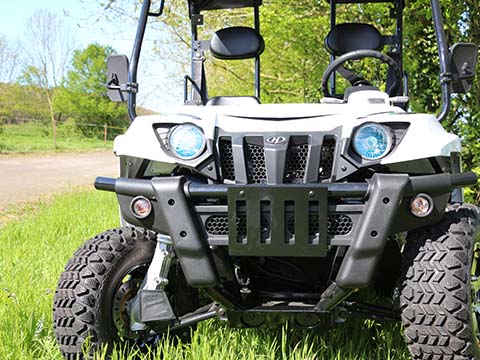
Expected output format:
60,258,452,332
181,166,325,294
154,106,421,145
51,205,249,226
105,0,478,122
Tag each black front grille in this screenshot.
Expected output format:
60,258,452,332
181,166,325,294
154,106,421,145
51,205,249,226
284,143,309,184
205,214,352,236
217,134,336,184
246,143,267,184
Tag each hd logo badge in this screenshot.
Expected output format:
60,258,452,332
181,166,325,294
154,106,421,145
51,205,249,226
265,136,288,145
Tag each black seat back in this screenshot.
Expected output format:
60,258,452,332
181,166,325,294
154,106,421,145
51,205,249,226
210,26,265,60
205,26,264,105
325,23,383,56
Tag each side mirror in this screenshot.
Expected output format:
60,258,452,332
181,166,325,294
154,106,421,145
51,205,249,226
450,42,478,94
106,55,130,102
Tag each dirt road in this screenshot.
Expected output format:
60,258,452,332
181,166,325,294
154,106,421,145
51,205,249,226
0,151,118,211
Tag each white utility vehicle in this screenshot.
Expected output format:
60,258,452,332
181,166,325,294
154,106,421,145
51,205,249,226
53,0,479,359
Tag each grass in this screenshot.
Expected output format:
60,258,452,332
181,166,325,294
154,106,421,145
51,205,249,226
0,189,411,359
0,122,114,154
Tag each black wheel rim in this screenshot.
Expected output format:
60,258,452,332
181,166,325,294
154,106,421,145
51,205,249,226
112,264,150,341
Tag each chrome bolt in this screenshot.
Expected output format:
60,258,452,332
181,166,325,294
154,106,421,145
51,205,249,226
309,191,315,197
239,190,246,197
216,307,226,316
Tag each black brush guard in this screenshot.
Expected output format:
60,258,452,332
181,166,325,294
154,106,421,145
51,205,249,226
95,172,477,310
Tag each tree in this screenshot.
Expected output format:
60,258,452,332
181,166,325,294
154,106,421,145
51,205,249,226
55,43,128,138
0,83,50,120
20,9,74,147
0,34,22,83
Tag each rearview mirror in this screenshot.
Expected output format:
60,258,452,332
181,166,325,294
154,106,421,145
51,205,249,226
450,42,478,94
106,55,129,102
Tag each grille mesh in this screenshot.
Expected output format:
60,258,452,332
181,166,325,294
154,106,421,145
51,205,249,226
284,144,309,184
246,143,267,184
328,214,353,235
319,139,336,180
205,214,352,236
219,139,235,181
206,216,269,236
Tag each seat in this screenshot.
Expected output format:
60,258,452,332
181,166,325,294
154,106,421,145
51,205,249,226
210,26,265,60
205,26,264,105
325,23,384,55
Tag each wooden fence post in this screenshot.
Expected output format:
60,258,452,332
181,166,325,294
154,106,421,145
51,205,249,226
53,119,57,148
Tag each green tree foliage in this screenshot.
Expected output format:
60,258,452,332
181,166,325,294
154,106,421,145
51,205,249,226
0,83,50,120
55,43,129,138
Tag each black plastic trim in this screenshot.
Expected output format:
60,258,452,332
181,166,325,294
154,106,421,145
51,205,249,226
113,177,218,287
335,174,409,288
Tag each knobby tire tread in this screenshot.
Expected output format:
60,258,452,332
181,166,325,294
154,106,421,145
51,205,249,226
400,204,480,360
53,227,156,359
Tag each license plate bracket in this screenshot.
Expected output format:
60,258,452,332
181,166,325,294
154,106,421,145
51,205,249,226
228,186,328,257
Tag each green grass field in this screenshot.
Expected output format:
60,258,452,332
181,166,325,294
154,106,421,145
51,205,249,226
0,190,410,359
0,122,114,153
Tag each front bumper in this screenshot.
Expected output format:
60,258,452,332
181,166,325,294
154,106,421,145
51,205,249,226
95,172,477,290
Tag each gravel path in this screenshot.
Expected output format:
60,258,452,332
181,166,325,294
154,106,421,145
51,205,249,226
0,151,118,211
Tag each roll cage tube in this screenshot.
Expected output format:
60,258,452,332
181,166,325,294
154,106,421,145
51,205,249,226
127,0,164,121
430,0,452,122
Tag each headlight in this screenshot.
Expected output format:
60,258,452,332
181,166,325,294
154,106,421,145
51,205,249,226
352,123,393,160
168,124,206,160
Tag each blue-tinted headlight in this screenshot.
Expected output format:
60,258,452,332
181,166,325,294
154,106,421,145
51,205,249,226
168,124,206,160
352,123,392,160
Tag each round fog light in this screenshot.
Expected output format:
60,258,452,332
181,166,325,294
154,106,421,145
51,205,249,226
131,196,152,219
410,194,433,218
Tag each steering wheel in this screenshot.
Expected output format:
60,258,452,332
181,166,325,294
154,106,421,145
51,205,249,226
321,49,402,98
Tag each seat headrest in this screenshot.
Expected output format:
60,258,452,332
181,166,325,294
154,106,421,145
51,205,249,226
325,23,383,56
210,26,265,60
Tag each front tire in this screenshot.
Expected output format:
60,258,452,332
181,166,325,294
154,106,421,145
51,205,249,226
400,204,480,360
53,227,198,359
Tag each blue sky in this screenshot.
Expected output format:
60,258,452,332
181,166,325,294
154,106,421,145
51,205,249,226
0,0,130,51
0,0,183,110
